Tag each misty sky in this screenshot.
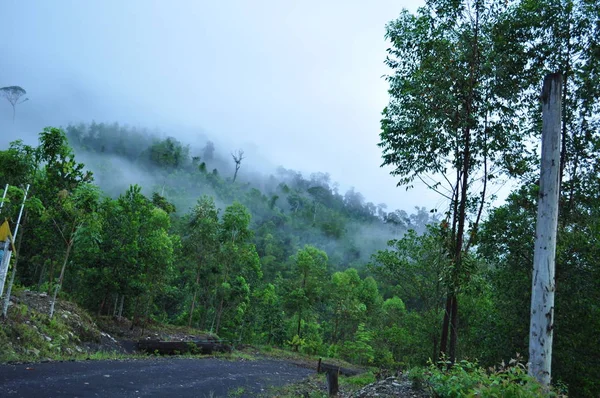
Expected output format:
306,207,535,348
1,0,450,213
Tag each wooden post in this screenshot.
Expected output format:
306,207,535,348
326,369,339,396
529,72,562,386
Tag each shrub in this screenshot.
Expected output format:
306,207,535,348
414,356,560,398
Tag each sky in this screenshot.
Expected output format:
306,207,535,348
0,0,450,213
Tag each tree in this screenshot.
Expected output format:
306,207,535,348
379,0,532,362
212,202,261,336
183,196,220,327
203,141,215,161
329,268,365,343
48,183,101,318
231,150,245,183
285,245,328,344
0,86,28,121
371,227,450,361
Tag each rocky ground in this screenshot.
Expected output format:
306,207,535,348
1,290,223,362
267,371,430,397
346,376,430,398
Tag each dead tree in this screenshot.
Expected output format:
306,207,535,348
529,72,562,387
231,150,245,183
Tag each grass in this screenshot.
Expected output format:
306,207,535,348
261,374,328,398
340,371,376,388
246,345,361,371
227,386,246,397
214,350,256,361
0,301,95,363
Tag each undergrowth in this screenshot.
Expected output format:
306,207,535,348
409,355,568,397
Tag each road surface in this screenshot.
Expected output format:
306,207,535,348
0,357,313,397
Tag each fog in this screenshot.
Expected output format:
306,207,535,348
0,0,451,213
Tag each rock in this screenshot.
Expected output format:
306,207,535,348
100,331,118,343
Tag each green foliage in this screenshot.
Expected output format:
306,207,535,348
227,386,245,397
286,334,306,351
417,357,552,398
2,100,598,396
344,372,376,387
340,324,375,366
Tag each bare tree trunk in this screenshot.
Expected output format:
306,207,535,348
215,297,224,335
188,270,200,327
439,294,452,359
118,295,125,318
130,299,139,331
37,264,46,291
332,314,339,344
113,294,119,316
98,294,106,316
2,259,18,318
449,295,458,363
47,260,56,294
432,334,438,364
49,240,73,319
529,73,562,387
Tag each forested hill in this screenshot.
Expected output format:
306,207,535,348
0,126,442,370
64,122,437,268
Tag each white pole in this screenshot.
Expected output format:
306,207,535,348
528,72,562,386
0,184,10,297
12,184,30,240
0,184,30,301
0,184,8,210
0,240,10,297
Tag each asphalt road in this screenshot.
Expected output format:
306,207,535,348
0,357,313,397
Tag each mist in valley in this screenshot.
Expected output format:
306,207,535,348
1,0,445,268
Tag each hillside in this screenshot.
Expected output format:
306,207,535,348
64,121,435,269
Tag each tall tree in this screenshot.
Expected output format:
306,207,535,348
513,0,600,199
0,86,28,121
231,150,245,183
379,0,532,362
213,202,261,335
184,196,220,327
285,245,328,343
48,183,101,318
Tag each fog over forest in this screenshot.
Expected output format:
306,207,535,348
2,0,600,395
0,0,447,214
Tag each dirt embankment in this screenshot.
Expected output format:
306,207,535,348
1,289,229,363
1,290,108,362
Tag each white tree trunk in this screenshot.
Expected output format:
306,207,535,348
2,257,17,318
49,240,73,319
529,72,562,386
